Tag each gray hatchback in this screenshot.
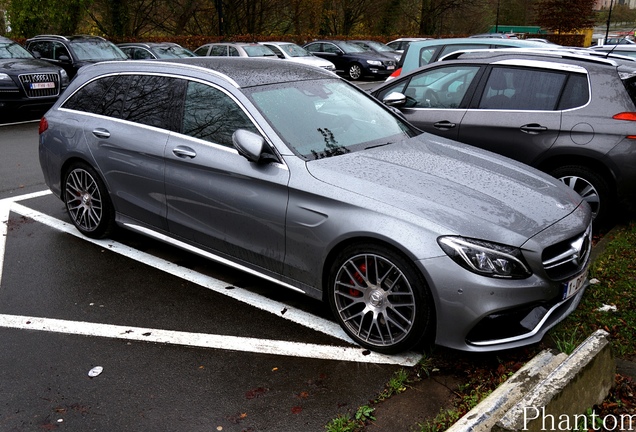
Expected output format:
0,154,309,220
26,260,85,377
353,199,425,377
371,49,636,227
38,57,592,354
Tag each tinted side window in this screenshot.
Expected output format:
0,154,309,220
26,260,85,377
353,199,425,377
181,82,258,147
121,75,179,130
403,65,480,108
418,46,440,67
62,75,120,114
558,73,589,110
479,67,567,111
28,41,54,59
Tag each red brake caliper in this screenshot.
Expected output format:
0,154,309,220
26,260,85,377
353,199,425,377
349,263,366,297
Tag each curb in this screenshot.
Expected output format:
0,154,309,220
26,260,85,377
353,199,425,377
447,329,615,432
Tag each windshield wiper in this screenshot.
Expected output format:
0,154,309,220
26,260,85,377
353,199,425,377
365,142,392,150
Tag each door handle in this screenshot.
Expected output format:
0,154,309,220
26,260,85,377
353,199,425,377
433,120,457,130
92,128,111,138
520,124,548,135
172,146,197,158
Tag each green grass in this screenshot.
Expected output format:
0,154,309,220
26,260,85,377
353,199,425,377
549,221,636,358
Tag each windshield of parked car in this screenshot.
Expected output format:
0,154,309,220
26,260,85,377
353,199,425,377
0,42,34,59
281,43,312,57
243,45,277,57
154,45,195,58
337,41,367,54
247,79,417,159
69,39,128,61
364,41,394,52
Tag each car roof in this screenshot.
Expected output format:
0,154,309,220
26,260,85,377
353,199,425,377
592,44,636,51
76,57,337,88
405,37,548,49
118,42,181,48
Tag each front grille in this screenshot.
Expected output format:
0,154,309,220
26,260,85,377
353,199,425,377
18,73,60,98
542,224,593,281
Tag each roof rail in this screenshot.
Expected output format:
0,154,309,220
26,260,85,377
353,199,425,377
29,35,70,41
440,47,622,67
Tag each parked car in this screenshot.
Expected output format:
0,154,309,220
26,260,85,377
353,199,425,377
193,42,277,58
349,39,401,62
38,56,592,354
117,42,195,59
387,37,549,80
601,37,635,45
370,49,636,227
25,35,127,78
259,41,336,71
303,39,397,80
469,33,518,39
0,36,69,119
386,37,431,54
589,44,636,59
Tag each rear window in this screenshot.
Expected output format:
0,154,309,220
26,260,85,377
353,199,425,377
620,72,636,107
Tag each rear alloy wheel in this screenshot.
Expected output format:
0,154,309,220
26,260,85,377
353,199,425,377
549,165,613,227
347,63,363,80
63,162,115,239
328,243,433,354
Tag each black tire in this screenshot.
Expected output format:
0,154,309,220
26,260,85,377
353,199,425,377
63,162,116,239
549,165,614,228
327,243,434,354
347,63,363,80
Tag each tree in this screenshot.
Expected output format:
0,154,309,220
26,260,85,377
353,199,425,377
533,0,596,33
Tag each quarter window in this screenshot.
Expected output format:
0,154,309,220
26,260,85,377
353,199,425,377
62,74,179,130
181,81,258,147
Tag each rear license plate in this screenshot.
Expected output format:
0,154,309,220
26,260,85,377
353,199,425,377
562,268,588,300
30,82,55,90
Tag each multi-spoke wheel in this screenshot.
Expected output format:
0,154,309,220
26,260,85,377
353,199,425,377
549,165,613,228
328,243,434,354
63,162,115,239
347,63,363,80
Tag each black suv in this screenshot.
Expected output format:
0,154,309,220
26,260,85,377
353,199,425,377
0,36,69,120
25,35,127,78
371,49,636,227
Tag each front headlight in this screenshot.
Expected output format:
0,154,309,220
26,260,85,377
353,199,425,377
0,73,12,81
438,236,532,279
366,60,383,66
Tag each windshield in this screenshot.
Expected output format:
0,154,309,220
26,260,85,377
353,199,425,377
247,79,416,159
280,43,311,58
0,42,34,59
69,39,127,61
365,41,393,52
243,45,277,57
155,45,195,58
337,41,366,54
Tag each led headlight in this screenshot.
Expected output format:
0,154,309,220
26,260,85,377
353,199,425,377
438,236,531,279
366,60,383,66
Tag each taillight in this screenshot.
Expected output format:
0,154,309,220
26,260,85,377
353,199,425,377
38,117,48,135
385,67,401,82
613,112,636,121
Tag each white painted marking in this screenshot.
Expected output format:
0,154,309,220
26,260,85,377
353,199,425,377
0,191,422,366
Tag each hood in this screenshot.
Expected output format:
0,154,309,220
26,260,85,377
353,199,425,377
0,58,61,73
306,135,587,244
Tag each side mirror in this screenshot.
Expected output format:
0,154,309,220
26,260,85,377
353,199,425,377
57,55,71,63
383,91,407,107
232,129,279,164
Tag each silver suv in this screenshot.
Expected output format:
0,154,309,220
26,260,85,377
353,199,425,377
371,49,636,227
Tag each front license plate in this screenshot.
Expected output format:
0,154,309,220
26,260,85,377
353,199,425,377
387,66,395,70
562,268,588,300
30,82,55,90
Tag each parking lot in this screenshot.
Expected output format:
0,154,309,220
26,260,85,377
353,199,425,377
0,115,423,431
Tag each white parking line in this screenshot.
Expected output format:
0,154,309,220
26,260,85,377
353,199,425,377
0,191,422,366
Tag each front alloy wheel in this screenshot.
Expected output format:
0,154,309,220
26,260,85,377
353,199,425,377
347,63,363,80
64,162,115,239
328,244,433,354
